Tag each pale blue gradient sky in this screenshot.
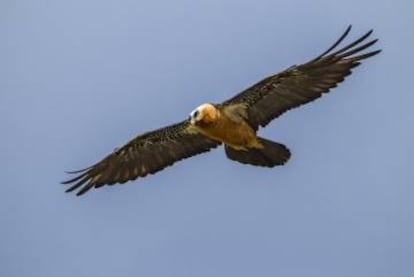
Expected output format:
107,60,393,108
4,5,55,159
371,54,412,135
1,1,413,276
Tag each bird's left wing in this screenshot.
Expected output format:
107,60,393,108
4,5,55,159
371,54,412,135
62,120,220,196
222,25,381,130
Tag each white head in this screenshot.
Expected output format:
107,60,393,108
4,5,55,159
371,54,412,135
189,103,219,125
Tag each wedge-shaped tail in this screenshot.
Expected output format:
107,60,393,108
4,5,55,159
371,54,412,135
225,137,291,167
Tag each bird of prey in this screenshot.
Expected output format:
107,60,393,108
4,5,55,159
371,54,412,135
63,26,381,196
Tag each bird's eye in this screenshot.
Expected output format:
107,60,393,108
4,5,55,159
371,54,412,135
193,110,199,118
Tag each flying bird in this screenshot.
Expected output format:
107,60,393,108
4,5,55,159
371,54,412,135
63,25,381,196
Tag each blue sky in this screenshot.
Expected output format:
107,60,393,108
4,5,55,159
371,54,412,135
1,0,413,276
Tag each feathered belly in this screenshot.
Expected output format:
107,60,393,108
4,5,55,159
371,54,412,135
199,117,261,150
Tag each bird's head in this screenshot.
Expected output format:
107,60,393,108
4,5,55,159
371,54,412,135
189,103,219,125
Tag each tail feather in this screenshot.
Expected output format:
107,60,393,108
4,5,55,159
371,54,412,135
225,137,291,167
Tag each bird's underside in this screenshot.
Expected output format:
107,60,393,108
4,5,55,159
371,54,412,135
62,25,381,196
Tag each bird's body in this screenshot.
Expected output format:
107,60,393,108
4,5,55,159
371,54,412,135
190,103,261,150
63,26,381,196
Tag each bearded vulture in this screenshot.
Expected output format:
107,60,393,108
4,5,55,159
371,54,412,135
62,25,381,195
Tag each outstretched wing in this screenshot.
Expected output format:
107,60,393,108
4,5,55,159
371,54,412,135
223,25,381,130
62,120,220,196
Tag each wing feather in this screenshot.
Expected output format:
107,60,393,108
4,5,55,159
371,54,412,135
223,25,381,130
62,120,220,195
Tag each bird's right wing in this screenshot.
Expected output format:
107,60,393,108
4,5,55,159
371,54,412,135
62,120,220,196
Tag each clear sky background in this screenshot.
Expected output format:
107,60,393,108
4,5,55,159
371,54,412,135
1,0,413,276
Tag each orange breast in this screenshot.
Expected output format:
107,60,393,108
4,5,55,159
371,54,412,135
198,114,259,149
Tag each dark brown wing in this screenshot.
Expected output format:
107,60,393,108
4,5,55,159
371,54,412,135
62,120,220,196
223,25,381,130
